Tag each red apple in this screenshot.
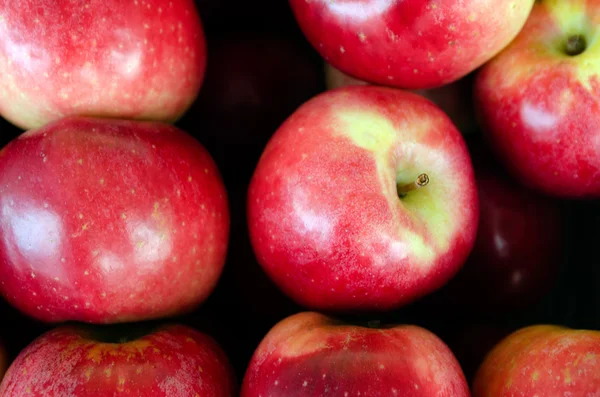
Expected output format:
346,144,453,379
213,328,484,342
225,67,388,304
247,86,479,312
177,33,322,184
472,325,600,395
433,140,563,312
324,63,478,134
475,0,600,198
0,324,237,396
241,312,470,396
0,0,206,131
289,0,535,89
0,116,229,324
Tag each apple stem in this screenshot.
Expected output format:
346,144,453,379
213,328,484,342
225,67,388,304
397,173,429,198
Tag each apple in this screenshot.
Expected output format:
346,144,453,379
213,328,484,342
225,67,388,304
177,33,322,184
472,325,600,395
324,63,478,134
432,139,563,312
289,0,535,89
0,116,229,324
0,0,206,131
475,0,600,198
0,323,237,396
241,311,470,396
247,85,479,312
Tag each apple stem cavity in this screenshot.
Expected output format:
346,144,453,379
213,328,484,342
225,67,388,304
564,34,587,56
397,173,430,198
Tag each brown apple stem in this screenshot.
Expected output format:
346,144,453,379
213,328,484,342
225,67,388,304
397,173,429,198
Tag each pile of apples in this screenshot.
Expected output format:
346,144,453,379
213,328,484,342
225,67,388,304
0,0,598,395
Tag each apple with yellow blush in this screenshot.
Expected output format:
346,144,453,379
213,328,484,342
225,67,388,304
476,0,600,198
247,86,479,312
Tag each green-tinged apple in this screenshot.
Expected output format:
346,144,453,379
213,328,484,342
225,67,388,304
247,86,479,312
325,63,478,134
290,0,535,89
472,325,600,395
476,0,600,198
0,117,229,324
0,324,237,396
0,0,206,131
241,312,470,396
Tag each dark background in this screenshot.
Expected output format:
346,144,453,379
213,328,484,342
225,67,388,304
0,0,598,388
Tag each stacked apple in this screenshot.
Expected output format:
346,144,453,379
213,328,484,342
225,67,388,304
0,0,237,395
0,0,598,395
241,0,599,395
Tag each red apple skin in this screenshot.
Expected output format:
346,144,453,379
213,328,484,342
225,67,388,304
241,312,470,397
472,325,600,396
0,117,229,324
289,0,534,89
247,86,479,312
436,141,563,312
0,324,237,396
0,0,206,131
475,1,600,198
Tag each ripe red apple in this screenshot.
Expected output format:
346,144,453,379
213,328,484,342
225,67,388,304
241,311,470,396
0,116,229,324
0,324,237,396
433,140,563,312
177,33,322,184
324,63,478,134
475,0,600,198
0,0,206,131
472,325,600,395
289,0,535,89
247,86,479,312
